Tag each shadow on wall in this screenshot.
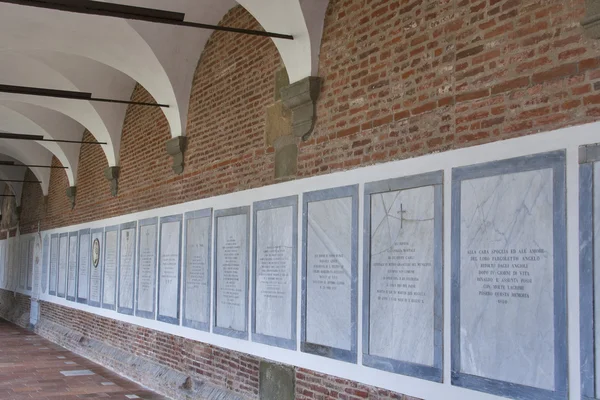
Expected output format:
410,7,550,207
0,289,30,328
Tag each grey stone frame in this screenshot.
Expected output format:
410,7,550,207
77,228,91,304
117,221,137,316
362,171,443,382
251,195,298,350
213,206,250,340
451,150,568,400
49,233,59,296
57,232,68,298
157,214,183,325
88,228,104,308
182,208,213,331
26,237,34,291
301,185,359,363
66,231,79,302
579,144,600,400
42,234,49,295
102,225,119,311
136,217,158,320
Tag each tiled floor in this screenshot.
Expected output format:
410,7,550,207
0,319,169,399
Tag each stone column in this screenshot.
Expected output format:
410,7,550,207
280,76,322,140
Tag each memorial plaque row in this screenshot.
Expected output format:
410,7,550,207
38,150,571,400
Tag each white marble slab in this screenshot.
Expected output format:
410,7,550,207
49,236,59,294
460,168,555,390
78,233,90,301
594,162,600,391
369,186,435,366
27,239,34,290
184,216,211,325
58,235,68,296
67,235,78,299
159,220,180,319
60,370,94,377
103,230,118,307
89,232,102,304
216,213,248,332
255,206,294,339
19,241,27,289
119,228,135,310
137,224,157,314
306,197,353,350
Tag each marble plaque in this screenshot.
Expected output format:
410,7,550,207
57,234,68,297
103,227,118,309
158,216,181,323
593,161,600,393
183,211,211,330
89,229,103,307
303,186,357,361
118,225,136,314
459,168,555,389
27,238,34,291
42,234,49,294
19,240,27,289
368,185,436,366
254,201,296,346
49,234,59,295
67,233,78,301
136,220,157,318
215,209,249,337
77,232,90,303
32,235,42,298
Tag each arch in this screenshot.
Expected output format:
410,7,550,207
0,142,52,195
0,156,25,206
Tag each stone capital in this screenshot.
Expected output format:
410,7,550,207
104,166,120,197
166,136,187,175
582,0,600,38
280,76,322,140
66,186,76,210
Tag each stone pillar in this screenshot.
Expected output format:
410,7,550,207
104,166,120,197
582,0,600,38
274,136,298,179
166,136,187,175
66,186,76,210
280,76,322,140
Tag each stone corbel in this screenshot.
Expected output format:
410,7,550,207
166,136,187,175
104,166,120,197
280,77,322,140
66,186,76,210
582,0,600,38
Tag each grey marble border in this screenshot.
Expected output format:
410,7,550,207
102,225,119,311
136,217,158,320
66,231,79,302
57,232,68,298
251,195,298,350
157,214,183,325
88,228,104,308
580,155,597,399
42,234,49,294
301,185,359,363
362,171,443,382
451,150,568,400
213,206,250,340
182,208,212,332
49,233,59,296
118,221,136,316
77,228,91,304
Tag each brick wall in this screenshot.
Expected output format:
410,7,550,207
0,288,30,328
12,0,600,399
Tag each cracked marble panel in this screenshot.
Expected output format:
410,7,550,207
49,236,58,294
78,233,90,301
119,228,136,310
255,206,294,339
58,235,68,297
67,235,77,300
306,197,353,350
594,162,600,392
159,220,180,319
103,230,118,307
89,231,103,305
369,186,435,366
460,168,555,390
137,224,157,315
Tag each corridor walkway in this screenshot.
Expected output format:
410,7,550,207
0,319,168,400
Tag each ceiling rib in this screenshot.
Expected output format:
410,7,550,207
0,84,169,108
0,0,294,40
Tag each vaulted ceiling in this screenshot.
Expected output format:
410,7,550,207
0,0,328,195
